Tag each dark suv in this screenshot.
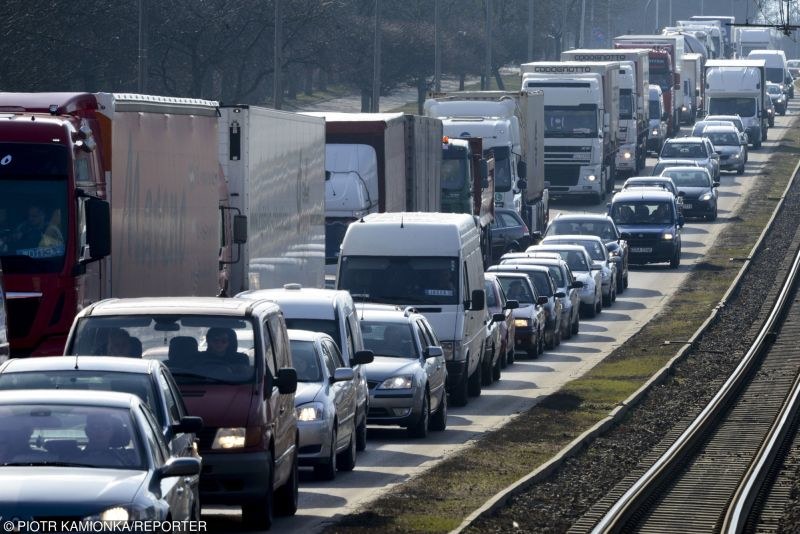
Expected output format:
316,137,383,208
608,190,684,268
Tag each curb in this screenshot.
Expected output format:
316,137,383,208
450,141,800,534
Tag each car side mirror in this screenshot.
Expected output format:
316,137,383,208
173,416,203,435
469,289,485,311
620,232,631,240
276,367,298,394
571,280,584,289
590,264,602,271
531,230,543,242
554,291,566,298
537,296,549,305
352,349,374,365
712,181,720,187
332,367,355,382
424,346,444,359
157,457,201,479
504,299,519,310
517,160,527,180
492,313,506,323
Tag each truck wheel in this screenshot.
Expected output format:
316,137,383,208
450,369,469,407
467,362,482,397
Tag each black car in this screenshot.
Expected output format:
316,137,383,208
0,356,203,460
543,214,629,293
0,389,202,522
659,166,719,221
490,208,530,262
608,189,684,268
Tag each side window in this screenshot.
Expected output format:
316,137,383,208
416,320,433,348
262,319,277,376
421,319,440,346
344,313,357,362
463,261,469,300
327,340,346,368
163,371,188,418
139,406,167,466
268,314,290,369
320,343,336,375
157,371,181,424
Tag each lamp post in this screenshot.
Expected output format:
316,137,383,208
372,0,381,112
137,0,148,93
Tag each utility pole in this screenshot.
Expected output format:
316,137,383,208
580,0,586,48
656,0,660,33
273,0,282,109
668,0,672,28
484,0,492,90
528,0,534,61
434,0,441,92
137,0,148,93
700,0,704,15
372,0,381,112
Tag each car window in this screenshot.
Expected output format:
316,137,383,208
156,371,181,425
268,315,291,369
344,315,357,361
139,405,168,466
326,340,346,368
484,279,498,308
499,212,520,227
262,319,277,376
496,277,535,304
421,318,440,346
530,271,553,297
361,321,418,358
547,266,565,287
415,320,433,348
320,342,337,375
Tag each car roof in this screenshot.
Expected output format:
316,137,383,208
236,285,352,320
705,114,742,121
356,304,422,322
503,257,566,268
551,213,614,222
489,264,550,274
490,271,533,281
287,329,334,343
0,356,160,375
626,176,674,183
529,244,591,255
612,190,675,201
542,234,604,243
702,125,738,133
654,159,700,166
82,297,279,318
0,388,140,409
665,136,705,144
660,166,711,174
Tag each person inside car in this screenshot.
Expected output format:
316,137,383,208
82,412,137,468
202,327,250,372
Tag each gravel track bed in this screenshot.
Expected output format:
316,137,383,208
467,142,800,533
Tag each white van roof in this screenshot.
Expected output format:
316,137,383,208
340,212,479,257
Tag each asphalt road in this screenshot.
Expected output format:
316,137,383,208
204,104,797,533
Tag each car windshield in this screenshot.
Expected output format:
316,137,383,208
661,143,706,158
612,202,674,225
0,405,145,470
68,316,258,386
660,170,711,187
0,371,164,426
284,319,340,349
360,321,418,358
545,220,617,241
546,239,604,261
339,256,459,305
546,266,565,287
709,98,755,117
705,132,739,146
289,340,323,382
495,277,534,304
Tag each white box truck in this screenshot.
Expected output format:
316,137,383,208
562,49,650,175
737,28,779,58
682,53,704,123
705,59,768,148
219,105,326,293
748,50,793,98
520,61,620,202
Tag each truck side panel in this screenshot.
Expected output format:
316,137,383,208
519,91,545,203
109,108,221,298
383,118,407,213
404,115,442,212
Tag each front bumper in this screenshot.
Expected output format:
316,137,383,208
367,387,422,426
719,155,743,170
628,240,678,264
199,450,271,504
298,420,333,466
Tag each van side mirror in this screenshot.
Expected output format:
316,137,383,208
172,416,204,435
554,291,566,298
516,178,528,190
276,367,298,394
492,313,506,323
571,280,584,289
469,289,485,311
233,215,248,244
517,160,527,180
85,197,111,260
504,299,519,310
352,349,374,365
537,296,549,305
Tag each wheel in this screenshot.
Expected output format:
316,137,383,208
554,326,562,347
563,317,572,340
500,345,508,368
737,164,744,175
762,129,768,141
492,352,501,381
624,273,629,289
611,283,617,303
355,411,367,452
616,272,624,295
571,314,580,335
467,362,482,397
585,302,597,319
669,248,681,269
408,392,430,438
337,424,357,471
242,450,274,529
545,330,555,350
450,367,469,407
313,429,337,480
602,290,612,307
507,348,515,364
538,330,545,355
274,447,298,516
754,139,762,149
429,389,447,431
709,206,718,221
481,346,494,386
781,109,786,116
595,296,602,315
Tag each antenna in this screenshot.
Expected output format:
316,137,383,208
400,214,404,228
74,354,79,370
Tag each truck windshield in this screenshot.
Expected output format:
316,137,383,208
338,256,459,305
620,89,634,120
649,72,673,92
0,144,69,274
441,152,469,192
68,315,258,385
765,67,784,84
487,146,512,193
649,101,662,120
544,106,598,138
611,201,674,225
709,98,756,118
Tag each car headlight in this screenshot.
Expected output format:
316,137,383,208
296,402,324,422
514,318,531,328
212,427,246,449
587,174,597,181
663,233,674,240
681,106,688,112
700,192,713,201
652,129,659,136
734,153,740,159
600,269,610,280
378,375,413,389
84,505,153,522
623,152,632,159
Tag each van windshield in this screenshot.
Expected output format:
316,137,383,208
339,256,459,305
612,202,674,225
68,316,258,385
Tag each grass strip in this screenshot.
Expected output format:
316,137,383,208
324,120,800,534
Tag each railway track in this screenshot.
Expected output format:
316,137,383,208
570,204,800,532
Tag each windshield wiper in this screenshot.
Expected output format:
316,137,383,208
170,371,230,384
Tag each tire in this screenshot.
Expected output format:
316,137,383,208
602,290,612,307
737,164,744,175
242,450,274,529
274,447,298,516
314,429,337,481
563,317,572,340
450,367,469,407
355,411,367,452
754,139,762,149
492,353,501,381
429,390,447,432
571,314,580,335
408,392,430,439
611,283,617,303
616,272,624,295
507,347,515,365
538,331,545,355
585,302,597,319
554,326,562,347
337,424,357,471
595,296,602,315
481,346,494,386
709,206,718,221
467,362,482,397
623,273,629,289
545,330,555,350
669,248,681,269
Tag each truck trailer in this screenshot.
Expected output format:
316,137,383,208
0,92,238,355
681,53,705,123
705,59,768,148
219,105,326,294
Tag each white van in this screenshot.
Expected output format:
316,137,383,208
336,212,487,407
748,49,793,98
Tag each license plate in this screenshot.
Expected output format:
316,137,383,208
631,247,653,253
683,203,692,209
